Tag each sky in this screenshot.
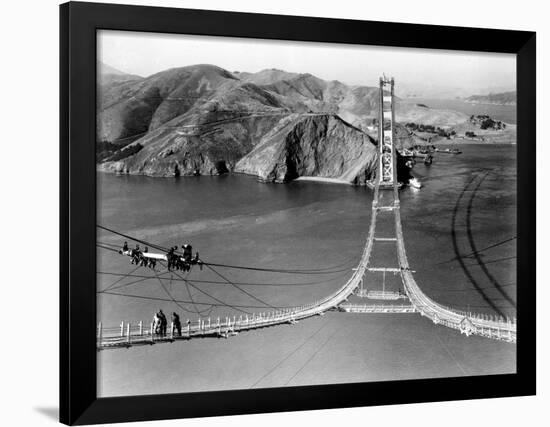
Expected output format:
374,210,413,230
98,30,516,98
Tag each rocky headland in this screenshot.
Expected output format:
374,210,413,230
97,62,513,183
464,91,516,106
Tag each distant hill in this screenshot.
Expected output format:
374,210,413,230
97,64,286,144
97,61,142,86
96,63,487,182
465,91,516,106
234,68,301,85
236,70,468,127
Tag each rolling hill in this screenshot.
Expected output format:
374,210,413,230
96,64,486,183
465,91,516,106
98,61,142,87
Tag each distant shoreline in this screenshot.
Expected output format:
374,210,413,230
464,100,516,107
431,140,515,146
97,141,515,180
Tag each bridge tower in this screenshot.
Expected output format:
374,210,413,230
354,75,407,302
377,76,397,189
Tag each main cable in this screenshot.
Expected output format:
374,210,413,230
96,269,352,287
97,224,358,274
162,262,253,315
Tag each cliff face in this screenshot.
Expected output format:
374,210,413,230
99,113,378,184
98,112,285,177
235,115,377,183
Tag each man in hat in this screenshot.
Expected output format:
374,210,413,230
158,309,167,336
172,312,182,337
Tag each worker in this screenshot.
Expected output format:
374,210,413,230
194,252,203,270
172,312,182,337
175,247,182,269
182,244,193,262
152,312,161,335
140,246,149,266
166,247,175,271
158,310,167,337
173,246,179,270
122,241,128,252
131,244,141,264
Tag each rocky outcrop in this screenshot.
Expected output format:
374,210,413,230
235,114,378,184
99,113,379,184
98,112,285,177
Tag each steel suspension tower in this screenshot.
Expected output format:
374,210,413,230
378,76,398,189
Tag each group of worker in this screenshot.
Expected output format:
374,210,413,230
152,310,188,337
166,244,200,272
120,241,201,272
122,242,157,269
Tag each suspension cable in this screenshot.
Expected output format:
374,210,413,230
100,264,142,293
204,264,278,309
97,224,358,274
96,270,352,287
97,225,169,252
152,268,213,316
200,261,354,275
163,263,253,314
97,244,121,254
100,290,286,310
99,274,157,293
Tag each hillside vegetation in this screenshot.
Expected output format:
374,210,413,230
96,63,506,182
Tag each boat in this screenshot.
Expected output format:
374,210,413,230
409,177,422,189
435,148,462,155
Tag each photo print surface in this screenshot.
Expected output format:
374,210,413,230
96,30,517,397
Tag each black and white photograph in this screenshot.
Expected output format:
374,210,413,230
96,30,518,397
2,0,547,425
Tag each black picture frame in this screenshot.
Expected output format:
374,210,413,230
60,1,536,425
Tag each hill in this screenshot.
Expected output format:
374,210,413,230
97,61,142,87
465,91,516,106
244,71,468,128
98,64,382,182
235,114,378,183
97,63,507,182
